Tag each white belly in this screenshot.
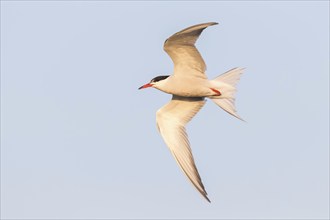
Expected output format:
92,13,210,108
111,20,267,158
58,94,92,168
157,76,214,97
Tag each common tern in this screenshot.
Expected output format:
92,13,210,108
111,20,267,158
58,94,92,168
139,22,244,202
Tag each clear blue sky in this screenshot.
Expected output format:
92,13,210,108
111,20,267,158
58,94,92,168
1,1,329,219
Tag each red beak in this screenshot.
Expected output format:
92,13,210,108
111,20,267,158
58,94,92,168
138,83,152,90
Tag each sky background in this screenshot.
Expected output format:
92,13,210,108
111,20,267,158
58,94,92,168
1,1,329,219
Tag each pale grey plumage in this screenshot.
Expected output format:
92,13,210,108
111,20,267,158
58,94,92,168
164,22,218,79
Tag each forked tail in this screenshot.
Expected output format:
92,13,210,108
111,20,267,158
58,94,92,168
209,67,244,121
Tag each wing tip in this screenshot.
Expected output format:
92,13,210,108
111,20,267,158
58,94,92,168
202,192,211,203
198,21,219,26
184,21,219,32
170,21,219,38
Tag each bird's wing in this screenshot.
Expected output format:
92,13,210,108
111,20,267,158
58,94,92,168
156,95,210,202
163,22,218,79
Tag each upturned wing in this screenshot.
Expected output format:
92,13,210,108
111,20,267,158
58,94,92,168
163,22,218,79
156,95,210,202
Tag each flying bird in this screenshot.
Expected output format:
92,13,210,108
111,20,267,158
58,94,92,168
139,22,244,202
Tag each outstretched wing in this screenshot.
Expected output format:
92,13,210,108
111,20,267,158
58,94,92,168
164,22,218,79
156,95,210,202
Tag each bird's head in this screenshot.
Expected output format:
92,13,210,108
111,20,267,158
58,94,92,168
138,75,170,90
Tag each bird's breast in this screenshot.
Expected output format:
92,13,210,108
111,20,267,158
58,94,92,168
160,76,214,97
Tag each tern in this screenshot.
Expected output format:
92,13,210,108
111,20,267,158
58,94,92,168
139,22,244,202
